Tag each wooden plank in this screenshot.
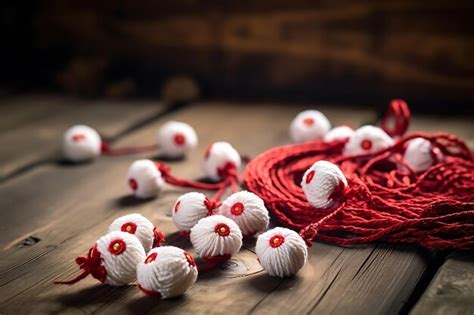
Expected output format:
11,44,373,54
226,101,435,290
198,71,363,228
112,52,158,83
0,102,465,314
410,253,474,315
0,96,166,180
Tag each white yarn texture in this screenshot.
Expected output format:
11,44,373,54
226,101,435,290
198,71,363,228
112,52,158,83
127,159,165,199
301,160,348,210
217,191,269,237
108,213,156,252
202,142,241,181
157,121,198,158
256,227,308,278
136,246,198,299
190,215,242,258
96,231,146,286
172,192,209,232
62,125,102,162
344,125,394,156
324,125,355,142
403,137,439,173
290,110,331,143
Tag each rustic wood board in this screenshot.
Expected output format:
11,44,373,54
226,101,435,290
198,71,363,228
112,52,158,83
410,253,474,315
0,101,470,314
0,96,166,180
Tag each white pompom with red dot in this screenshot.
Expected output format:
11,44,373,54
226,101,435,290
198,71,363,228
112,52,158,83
217,191,269,237
290,110,331,143
402,137,441,173
190,215,242,259
172,192,210,233
108,213,165,253
202,142,241,181
157,121,198,158
63,125,102,162
301,160,348,210
324,125,355,142
256,227,308,277
137,246,198,299
344,125,394,156
127,159,165,199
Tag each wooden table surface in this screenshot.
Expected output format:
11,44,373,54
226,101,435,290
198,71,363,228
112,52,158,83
0,95,472,314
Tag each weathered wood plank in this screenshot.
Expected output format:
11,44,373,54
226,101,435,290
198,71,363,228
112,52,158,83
410,253,474,315
0,96,166,180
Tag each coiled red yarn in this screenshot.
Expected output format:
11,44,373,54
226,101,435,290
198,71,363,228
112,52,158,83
244,102,474,251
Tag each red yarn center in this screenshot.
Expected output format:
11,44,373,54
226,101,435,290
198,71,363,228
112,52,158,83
121,222,137,234
184,252,196,267
305,170,315,184
145,252,157,264
360,139,373,150
215,223,230,237
128,178,138,191
269,235,285,248
72,134,86,142
303,118,314,127
230,202,244,215
109,239,126,255
217,161,236,178
174,133,186,146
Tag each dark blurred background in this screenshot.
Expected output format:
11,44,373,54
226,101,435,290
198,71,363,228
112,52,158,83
1,0,474,113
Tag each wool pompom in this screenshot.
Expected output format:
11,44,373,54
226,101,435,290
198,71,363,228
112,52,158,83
256,227,308,278
202,142,241,181
190,215,242,259
127,159,165,199
301,160,348,210
172,192,210,233
402,137,442,173
136,246,198,299
62,125,102,162
289,110,331,143
157,121,198,158
344,125,394,156
324,125,355,142
217,191,269,237
108,213,165,252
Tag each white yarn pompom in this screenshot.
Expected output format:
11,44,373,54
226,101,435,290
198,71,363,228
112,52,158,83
172,192,210,233
108,213,163,252
289,110,331,143
344,125,394,156
127,159,165,199
190,215,242,259
96,231,146,286
62,125,102,162
157,121,198,158
217,191,269,237
202,142,241,181
324,125,355,142
137,246,198,299
256,227,308,278
301,160,348,210
402,137,440,173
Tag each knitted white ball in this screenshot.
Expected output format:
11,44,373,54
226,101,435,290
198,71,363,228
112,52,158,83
190,215,242,259
127,159,165,199
256,227,308,278
108,213,164,253
344,125,394,156
157,121,198,158
289,110,331,143
217,191,269,237
172,192,210,233
136,246,198,299
202,142,241,181
324,125,355,142
301,160,348,210
96,231,146,286
62,125,102,162
402,137,440,173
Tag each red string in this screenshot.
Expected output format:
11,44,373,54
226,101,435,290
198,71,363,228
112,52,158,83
197,254,231,273
54,245,107,284
380,99,410,137
243,100,474,251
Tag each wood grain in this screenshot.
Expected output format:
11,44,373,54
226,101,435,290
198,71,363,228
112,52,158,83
0,96,166,180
